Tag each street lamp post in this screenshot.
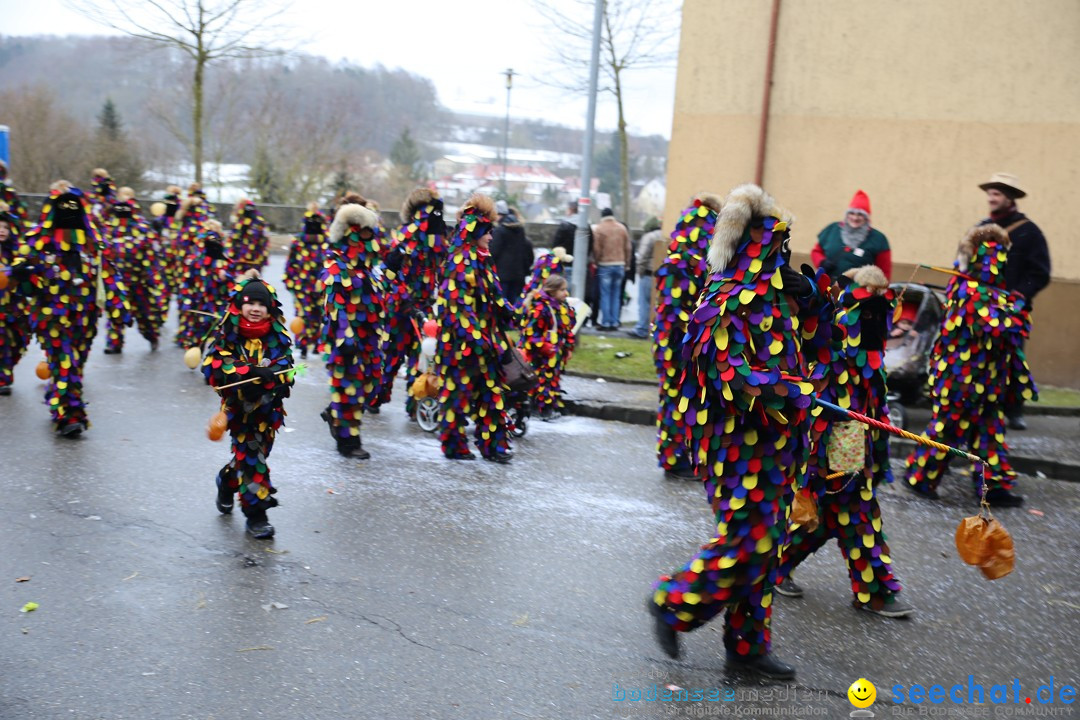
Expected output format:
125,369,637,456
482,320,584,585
502,67,515,197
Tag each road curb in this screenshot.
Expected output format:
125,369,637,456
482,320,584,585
562,399,1080,483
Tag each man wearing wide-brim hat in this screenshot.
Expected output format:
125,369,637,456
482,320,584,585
978,172,1051,430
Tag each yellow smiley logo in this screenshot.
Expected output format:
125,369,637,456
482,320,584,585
848,678,876,708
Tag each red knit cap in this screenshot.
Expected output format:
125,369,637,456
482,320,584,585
848,190,871,216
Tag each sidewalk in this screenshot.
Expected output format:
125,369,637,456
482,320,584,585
560,374,1080,482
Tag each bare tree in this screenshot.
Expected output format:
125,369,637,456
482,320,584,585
0,86,91,192
67,0,291,183
533,0,679,224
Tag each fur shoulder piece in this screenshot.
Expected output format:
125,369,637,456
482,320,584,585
708,184,792,272
957,224,1009,271
401,187,440,222
695,192,723,213
330,202,378,242
848,264,889,293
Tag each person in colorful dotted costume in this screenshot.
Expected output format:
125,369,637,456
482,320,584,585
0,161,29,228
647,184,832,680
101,189,167,354
904,224,1036,507
202,276,294,539
519,246,572,306
319,197,386,459
8,183,129,436
283,202,329,359
376,188,448,415
230,198,270,271
155,184,185,298
776,265,913,619
0,204,31,395
652,193,722,479
435,193,515,463
87,168,118,223
174,219,233,350
518,273,576,420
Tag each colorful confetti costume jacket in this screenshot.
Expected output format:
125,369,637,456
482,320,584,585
230,201,270,271
174,228,233,350
157,190,184,296
651,184,831,659
434,198,514,459
9,188,130,432
778,270,903,611
320,203,386,440
0,210,31,389
520,251,570,306
283,210,329,354
376,190,448,413
0,179,29,227
202,278,294,516
653,196,721,472
102,200,167,351
88,173,117,222
905,225,1037,495
518,289,576,414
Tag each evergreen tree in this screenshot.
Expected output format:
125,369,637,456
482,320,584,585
91,97,144,189
250,144,282,204
390,127,422,181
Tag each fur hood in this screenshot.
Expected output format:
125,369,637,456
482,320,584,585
708,184,793,273
330,203,379,243
695,192,723,214
957,224,1010,272
401,187,440,222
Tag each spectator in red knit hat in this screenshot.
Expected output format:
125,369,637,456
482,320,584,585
810,190,891,280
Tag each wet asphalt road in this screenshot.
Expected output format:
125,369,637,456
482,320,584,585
1,258,1078,719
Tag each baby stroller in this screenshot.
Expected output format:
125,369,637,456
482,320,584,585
884,282,945,427
410,318,533,438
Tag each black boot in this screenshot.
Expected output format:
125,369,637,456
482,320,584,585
104,347,122,355
245,509,275,539
665,466,699,481
646,599,680,659
58,421,85,438
725,652,796,680
216,483,234,515
483,451,513,464
905,481,939,500
320,407,338,441
984,488,1024,507
336,435,370,460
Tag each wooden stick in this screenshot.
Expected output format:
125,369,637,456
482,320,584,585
214,365,295,391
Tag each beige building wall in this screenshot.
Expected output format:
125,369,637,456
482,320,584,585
664,0,1080,387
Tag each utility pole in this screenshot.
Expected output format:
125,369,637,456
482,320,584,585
572,0,603,301
502,67,515,197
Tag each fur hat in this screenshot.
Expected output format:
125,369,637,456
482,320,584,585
401,187,441,222
117,186,136,202
330,202,379,243
708,184,793,273
695,192,723,213
92,168,111,180
957,224,1010,272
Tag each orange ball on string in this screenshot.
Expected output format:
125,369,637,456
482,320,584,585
0,271,9,291
35,361,50,380
206,423,225,442
210,411,228,431
290,317,305,335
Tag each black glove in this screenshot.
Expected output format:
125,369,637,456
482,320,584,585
205,239,226,261
10,263,33,283
821,258,837,276
778,263,813,298
384,247,404,275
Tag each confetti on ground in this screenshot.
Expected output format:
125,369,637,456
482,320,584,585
15,577,30,583
20,602,39,613
123,572,139,581
237,646,273,652
304,616,328,624
262,602,289,612
512,613,530,627
263,548,289,555
1028,509,1044,516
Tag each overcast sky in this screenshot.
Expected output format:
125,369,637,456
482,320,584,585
1,0,680,139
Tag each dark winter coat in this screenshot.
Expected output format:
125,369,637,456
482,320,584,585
981,210,1051,308
490,214,534,285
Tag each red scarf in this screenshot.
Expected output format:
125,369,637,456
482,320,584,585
238,317,272,338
